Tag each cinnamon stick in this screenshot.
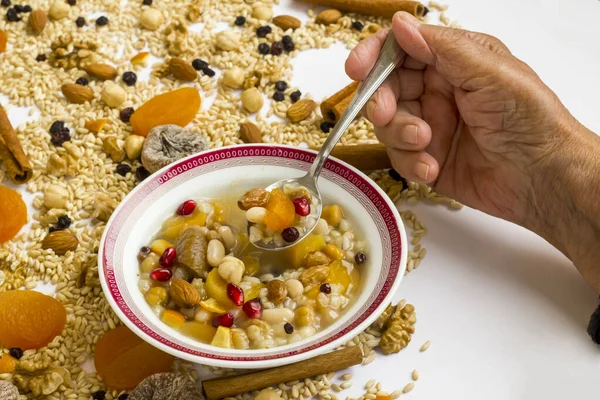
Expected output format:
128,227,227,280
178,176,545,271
298,0,426,18
311,143,391,170
0,105,32,184
321,81,359,123
202,346,363,400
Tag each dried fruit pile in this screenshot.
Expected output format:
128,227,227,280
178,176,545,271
0,0,461,398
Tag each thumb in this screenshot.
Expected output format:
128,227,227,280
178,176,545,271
392,12,503,90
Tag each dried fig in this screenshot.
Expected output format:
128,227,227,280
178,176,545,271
129,373,202,400
141,125,208,173
175,226,209,278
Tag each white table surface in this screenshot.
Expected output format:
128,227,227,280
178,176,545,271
3,0,600,398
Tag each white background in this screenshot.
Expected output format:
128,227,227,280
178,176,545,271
3,0,600,398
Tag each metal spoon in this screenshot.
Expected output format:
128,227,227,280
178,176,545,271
249,32,407,250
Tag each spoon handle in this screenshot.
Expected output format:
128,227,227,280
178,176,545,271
307,31,407,179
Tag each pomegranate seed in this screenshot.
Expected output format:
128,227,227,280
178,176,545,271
212,313,234,328
227,283,244,306
242,298,262,319
150,268,172,282
292,197,310,216
176,200,196,216
159,247,176,267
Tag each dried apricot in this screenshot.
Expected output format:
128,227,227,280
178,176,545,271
0,30,6,54
0,186,27,244
264,188,295,231
0,290,66,350
94,327,174,390
130,88,201,137
0,354,17,373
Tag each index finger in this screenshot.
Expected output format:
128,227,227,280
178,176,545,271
345,29,425,82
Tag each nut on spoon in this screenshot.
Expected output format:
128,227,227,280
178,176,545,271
249,32,407,250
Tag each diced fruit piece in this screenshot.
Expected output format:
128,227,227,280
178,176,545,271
292,197,310,216
130,88,201,137
0,354,17,373
161,310,186,329
375,396,392,400
0,186,27,244
131,51,150,65
175,226,208,277
322,205,343,227
329,260,356,294
242,298,262,319
150,268,172,282
243,283,265,302
349,265,360,294
199,298,227,314
227,283,244,306
295,305,316,326
284,233,326,268
150,239,173,255
212,313,234,328
159,211,207,240
145,286,169,306
0,290,66,350
205,269,235,308
94,327,174,390
176,200,196,215
242,255,260,276
159,247,176,267
305,284,320,302
282,227,299,242
264,188,295,231
322,244,344,261
212,201,228,224
211,326,232,348
180,321,217,344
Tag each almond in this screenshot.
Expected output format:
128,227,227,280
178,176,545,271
273,15,301,30
84,63,118,81
169,57,197,81
287,99,316,123
169,278,201,308
42,230,79,256
316,9,342,25
239,122,262,143
29,10,47,34
61,83,93,104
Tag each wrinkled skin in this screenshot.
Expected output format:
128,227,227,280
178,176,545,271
345,12,578,226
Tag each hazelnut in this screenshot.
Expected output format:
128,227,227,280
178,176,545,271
139,8,163,30
252,5,273,21
241,88,264,113
101,83,127,108
48,1,70,20
44,184,69,209
222,67,245,89
216,31,240,51
124,135,145,160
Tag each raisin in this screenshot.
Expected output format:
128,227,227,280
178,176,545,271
8,348,23,359
142,0,152,4
116,163,132,176
258,43,270,55
22,4,31,12
75,77,89,86
320,121,333,133
67,0,76,5
0,0,10,7
588,303,600,345
191,58,207,71
354,252,367,265
96,16,108,26
282,227,299,243
75,16,85,27
320,283,331,294
270,41,283,56
275,81,287,91
92,391,106,400
35,53,46,62
234,15,245,26
118,395,129,400
256,25,271,38
290,90,301,103
135,166,150,181
352,21,364,31
284,322,294,334
388,169,407,189
56,215,72,230
50,128,71,147
282,35,294,52
202,67,215,77
49,121,65,134
272,91,284,102
12,4,21,12
122,71,137,86
6,7,20,21
119,107,134,123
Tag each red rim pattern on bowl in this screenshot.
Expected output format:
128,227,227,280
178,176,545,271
100,145,403,364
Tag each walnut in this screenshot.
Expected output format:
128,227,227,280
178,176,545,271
243,70,262,89
379,319,412,355
164,18,189,56
76,256,100,288
49,35,97,70
92,193,118,222
129,373,203,400
103,136,125,163
13,360,72,397
300,265,330,286
372,303,395,331
187,3,202,22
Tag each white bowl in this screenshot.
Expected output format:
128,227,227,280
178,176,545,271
99,144,407,369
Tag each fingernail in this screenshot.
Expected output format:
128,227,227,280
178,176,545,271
397,12,421,27
414,162,429,181
401,125,419,145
